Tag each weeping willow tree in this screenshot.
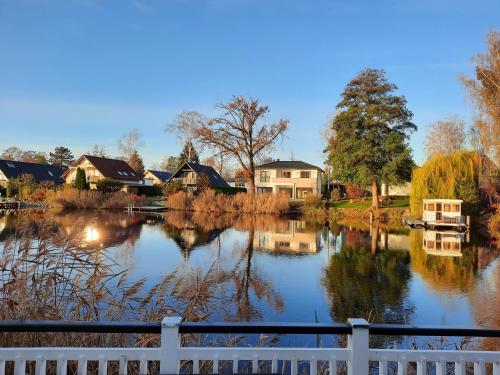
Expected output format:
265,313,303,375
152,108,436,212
410,151,481,215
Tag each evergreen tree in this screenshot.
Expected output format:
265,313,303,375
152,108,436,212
178,141,200,165
74,168,88,190
49,146,74,170
326,69,416,208
128,150,145,176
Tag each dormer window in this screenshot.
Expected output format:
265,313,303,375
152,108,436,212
118,171,124,176
48,171,54,177
131,172,136,176
122,172,128,176
6,163,15,168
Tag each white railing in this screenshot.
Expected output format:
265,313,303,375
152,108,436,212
0,317,499,375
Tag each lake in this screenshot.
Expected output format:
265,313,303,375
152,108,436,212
0,210,498,332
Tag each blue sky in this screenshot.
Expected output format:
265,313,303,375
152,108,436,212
0,0,498,169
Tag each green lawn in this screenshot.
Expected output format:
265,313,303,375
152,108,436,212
331,197,409,209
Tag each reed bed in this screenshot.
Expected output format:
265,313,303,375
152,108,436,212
166,190,290,215
46,187,140,209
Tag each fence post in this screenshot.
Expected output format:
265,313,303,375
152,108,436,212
160,316,182,375
347,318,370,375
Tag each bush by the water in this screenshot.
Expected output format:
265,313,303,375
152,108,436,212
47,187,140,209
410,151,482,215
166,190,289,215
96,178,124,193
302,195,328,223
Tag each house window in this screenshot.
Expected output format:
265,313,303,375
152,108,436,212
299,242,310,251
453,204,460,212
300,171,311,178
444,204,451,212
436,203,442,211
423,203,427,210
427,203,435,211
278,171,291,178
260,171,270,182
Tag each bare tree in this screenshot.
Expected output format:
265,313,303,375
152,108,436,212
118,129,143,160
424,116,466,157
460,29,500,164
166,111,206,157
193,97,288,193
88,145,108,158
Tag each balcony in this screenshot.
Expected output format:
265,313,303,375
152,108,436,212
0,318,499,374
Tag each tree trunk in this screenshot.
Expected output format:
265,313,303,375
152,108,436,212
371,177,379,209
247,173,255,194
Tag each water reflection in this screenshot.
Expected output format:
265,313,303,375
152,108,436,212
0,210,498,334
254,220,321,254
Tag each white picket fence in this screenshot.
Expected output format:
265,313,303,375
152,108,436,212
0,317,499,375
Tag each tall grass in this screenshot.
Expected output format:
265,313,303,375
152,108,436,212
46,187,140,209
166,190,290,215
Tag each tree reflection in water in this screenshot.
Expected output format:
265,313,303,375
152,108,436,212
322,224,415,325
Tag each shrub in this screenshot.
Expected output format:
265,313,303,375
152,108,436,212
330,188,341,202
96,178,124,193
212,186,247,195
74,168,89,190
488,209,500,240
162,180,184,196
346,184,366,199
303,194,327,223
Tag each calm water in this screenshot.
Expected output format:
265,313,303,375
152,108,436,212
0,210,498,330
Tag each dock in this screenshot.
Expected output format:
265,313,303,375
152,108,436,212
126,205,168,213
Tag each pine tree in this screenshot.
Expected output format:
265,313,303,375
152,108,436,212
178,141,200,165
74,168,88,190
326,69,417,208
49,146,74,170
128,150,145,176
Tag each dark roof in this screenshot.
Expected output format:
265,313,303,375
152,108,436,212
255,160,322,171
67,155,142,181
147,170,172,182
169,162,229,187
0,159,64,184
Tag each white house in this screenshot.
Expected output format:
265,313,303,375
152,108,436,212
254,160,322,199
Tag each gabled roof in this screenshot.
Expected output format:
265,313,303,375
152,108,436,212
255,160,322,171
0,159,64,184
168,162,229,187
146,170,172,182
66,155,142,181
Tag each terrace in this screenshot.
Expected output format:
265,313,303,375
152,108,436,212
0,317,499,375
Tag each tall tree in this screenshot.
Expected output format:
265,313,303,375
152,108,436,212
160,156,180,172
74,168,88,190
128,150,145,176
326,69,416,208
88,145,108,158
166,111,206,148
178,141,200,165
118,129,143,160
49,146,74,170
460,29,499,165
1,147,47,164
424,116,466,157
1,146,24,161
193,96,288,193
19,151,48,164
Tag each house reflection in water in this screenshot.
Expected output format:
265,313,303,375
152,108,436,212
422,230,464,257
254,220,321,254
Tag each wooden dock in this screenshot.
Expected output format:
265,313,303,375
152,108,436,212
126,205,168,213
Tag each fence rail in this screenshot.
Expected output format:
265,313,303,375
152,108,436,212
0,317,499,375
